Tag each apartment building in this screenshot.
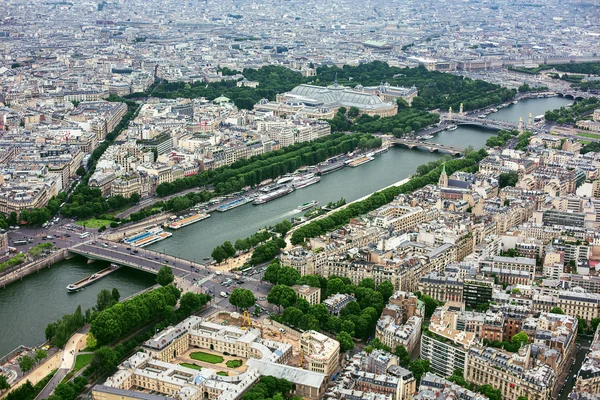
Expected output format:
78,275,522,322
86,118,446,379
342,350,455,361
465,346,555,400
329,350,416,400
415,372,487,400
463,275,494,310
480,256,536,285
300,330,340,377
292,285,321,306
67,100,128,141
323,293,356,316
376,314,422,354
421,306,479,377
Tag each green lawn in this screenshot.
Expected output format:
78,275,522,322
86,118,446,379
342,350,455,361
180,362,202,370
577,132,600,140
226,359,242,368
581,140,592,145
217,371,228,376
73,354,94,372
75,218,113,228
190,351,224,364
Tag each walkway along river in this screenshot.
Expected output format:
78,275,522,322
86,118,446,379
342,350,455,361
0,96,572,355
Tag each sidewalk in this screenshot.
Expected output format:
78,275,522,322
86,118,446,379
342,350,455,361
34,332,87,400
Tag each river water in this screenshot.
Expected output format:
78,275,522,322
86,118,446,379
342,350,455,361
0,97,572,355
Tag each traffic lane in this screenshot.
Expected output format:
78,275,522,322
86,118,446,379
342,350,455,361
77,243,215,279
77,244,187,273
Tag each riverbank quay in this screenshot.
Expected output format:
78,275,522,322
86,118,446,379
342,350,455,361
0,249,71,289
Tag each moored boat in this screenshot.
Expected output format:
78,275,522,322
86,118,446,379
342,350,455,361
292,174,321,189
253,186,294,205
168,213,210,229
297,200,319,211
217,197,253,212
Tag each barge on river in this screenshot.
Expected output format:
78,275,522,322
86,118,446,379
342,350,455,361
67,264,120,292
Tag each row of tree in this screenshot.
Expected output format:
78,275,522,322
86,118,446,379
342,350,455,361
3,371,57,400
90,285,181,344
60,185,140,220
544,97,599,124
212,219,294,265
45,288,121,348
485,129,519,148
155,133,381,198
290,149,488,244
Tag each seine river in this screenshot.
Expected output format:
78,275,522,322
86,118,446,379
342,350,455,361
0,96,571,356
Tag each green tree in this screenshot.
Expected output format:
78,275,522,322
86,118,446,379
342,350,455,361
448,368,468,387
347,106,360,118
395,345,410,368
308,303,330,327
358,278,375,290
273,220,293,236
86,332,98,350
326,278,346,297
76,166,86,176
156,265,174,286
0,375,9,391
408,359,431,383
421,295,440,318
179,292,206,315
96,289,116,311
340,319,355,337
54,383,76,400
112,288,120,302
267,285,297,312
222,241,236,258
277,267,300,286
211,245,228,263
34,349,47,364
478,384,502,400
18,355,34,372
263,261,281,284
229,288,256,310
376,280,395,302
511,331,529,346
336,332,354,352
92,346,119,374
498,171,518,188
591,318,600,332
283,307,304,327
550,307,564,315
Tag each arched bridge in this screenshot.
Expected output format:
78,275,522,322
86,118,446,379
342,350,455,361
441,114,521,131
391,139,464,155
69,241,207,276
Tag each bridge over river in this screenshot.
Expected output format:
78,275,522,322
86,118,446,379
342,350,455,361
390,138,465,155
69,241,207,277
